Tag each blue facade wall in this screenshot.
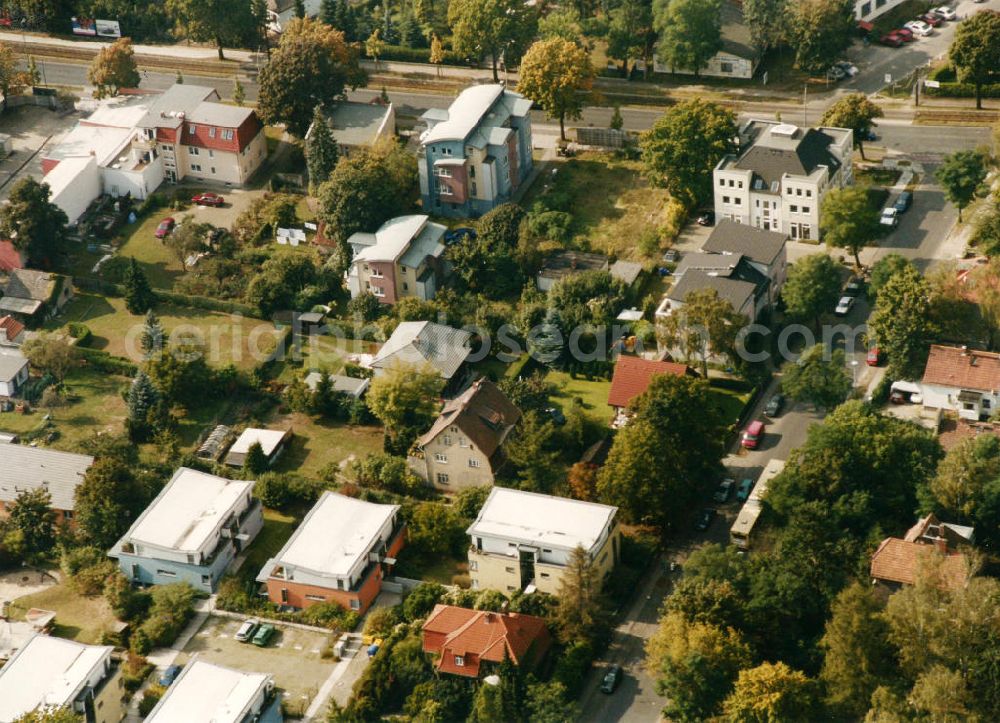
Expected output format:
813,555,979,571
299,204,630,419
115,544,236,593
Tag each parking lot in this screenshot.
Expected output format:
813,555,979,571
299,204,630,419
0,103,79,201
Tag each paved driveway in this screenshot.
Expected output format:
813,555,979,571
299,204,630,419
0,568,57,603
0,104,80,200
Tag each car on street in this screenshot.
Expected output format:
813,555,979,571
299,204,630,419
600,665,623,694
880,207,900,227
251,623,276,647
736,478,755,502
696,209,715,226
191,192,225,207
932,6,957,20
903,20,932,36
867,347,883,366
845,276,865,296
835,296,855,316
741,420,765,449
764,393,785,417
894,191,913,213
154,217,175,238
918,13,942,27
862,128,878,142
827,65,846,81
663,249,680,263
695,508,717,531
159,665,182,687
235,619,259,642
714,478,735,503
835,60,858,77
879,31,905,46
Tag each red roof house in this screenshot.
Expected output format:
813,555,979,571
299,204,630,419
0,241,24,273
0,315,25,346
608,356,696,411
421,604,551,678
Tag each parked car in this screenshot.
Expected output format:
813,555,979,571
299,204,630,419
903,20,932,36
918,13,942,27
879,31,905,47
827,65,846,81
835,296,855,317
932,6,957,20
251,623,276,647
154,217,175,238
867,347,883,366
880,207,900,227
890,389,911,404
663,249,680,263
894,191,913,213
545,406,566,426
764,393,785,417
235,619,259,642
600,665,623,694
895,27,915,41
159,665,182,687
714,478,735,503
736,478,754,502
695,508,717,531
835,60,859,77
444,227,477,245
191,192,225,207
696,209,715,226
741,420,765,449
845,276,865,296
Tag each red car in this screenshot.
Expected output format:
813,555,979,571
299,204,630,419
741,420,765,450
867,347,883,366
154,217,175,239
919,13,942,27
191,192,225,207
895,27,915,41
880,31,904,47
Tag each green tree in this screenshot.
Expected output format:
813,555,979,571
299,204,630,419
924,434,1000,522
243,441,269,476
538,7,582,43
164,221,209,271
867,263,934,379
365,28,384,68
447,0,537,82
503,410,562,492
429,34,445,76
937,149,989,222
723,662,817,722
407,502,464,556
970,205,1000,258
446,203,526,297
0,42,27,98
781,253,842,330
123,258,156,314
87,37,140,98
554,545,612,647
610,105,624,131
973,476,1000,554
145,344,212,410
244,253,335,316
75,458,153,549
166,0,255,60
787,0,854,74
781,344,852,410
821,186,882,268
820,92,884,160
640,99,737,208
517,38,593,141
743,0,788,54
21,333,75,382
653,0,722,76
526,681,576,722
656,287,745,377
949,9,1000,110
140,310,165,357
306,106,340,191
605,0,653,77
257,17,365,137
13,708,82,723
232,76,245,106
126,370,162,442
0,177,68,267
597,375,726,531
366,361,444,454
8,488,56,557
868,253,914,304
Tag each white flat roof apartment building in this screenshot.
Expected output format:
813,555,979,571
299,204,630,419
145,656,281,723
713,120,853,242
467,487,621,596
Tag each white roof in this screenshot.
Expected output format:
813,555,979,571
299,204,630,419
371,321,472,380
261,491,398,579
421,84,506,144
352,215,429,263
44,155,100,201
123,468,253,553
229,428,288,457
145,657,271,723
467,487,618,553
44,123,133,167
81,96,151,128
0,635,111,721
0,444,92,510
0,347,28,383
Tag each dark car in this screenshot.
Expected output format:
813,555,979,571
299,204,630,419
894,191,913,213
158,665,182,687
600,665,623,694
714,478,735,503
444,227,477,245
736,478,754,502
251,623,276,647
918,12,942,27
862,128,878,142
764,393,785,417
696,209,715,226
191,192,225,207
545,406,566,426
695,508,717,531
154,217,175,239
845,276,865,296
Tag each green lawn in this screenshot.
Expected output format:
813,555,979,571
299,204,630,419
393,546,468,586
706,386,753,426
268,411,384,478
116,212,190,290
9,583,118,644
275,336,378,384
545,369,614,423
238,507,299,581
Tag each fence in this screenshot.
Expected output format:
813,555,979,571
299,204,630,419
576,127,630,149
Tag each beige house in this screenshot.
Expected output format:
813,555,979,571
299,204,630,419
345,215,447,305
467,487,621,596
410,378,521,491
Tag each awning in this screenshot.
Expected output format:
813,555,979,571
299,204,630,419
958,389,983,403
857,20,874,32
891,380,922,395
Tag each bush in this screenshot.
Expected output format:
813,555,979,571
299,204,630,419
132,583,196,652
362,605,401,639
402,583,446,622
553,640,595,696
76,347,138,376
61,546,114,596
121,652,153,694
254,472,323,511
67,322,92,345
526,209,574,243
923,81,1000,99
138,684,166,717
300,602,360,631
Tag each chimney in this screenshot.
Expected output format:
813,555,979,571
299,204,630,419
484,612,495,622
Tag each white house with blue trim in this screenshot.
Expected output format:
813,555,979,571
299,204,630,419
108,467,263,593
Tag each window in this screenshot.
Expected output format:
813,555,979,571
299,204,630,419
350,599,361,610
455,655,465,667
442,147,452,156
459,438,469,448
210,167,215,174
506,585,515,591
734,198,741,205
209,150,214,158
189,125,196,134
187,554,195,564
209,127,216,138
190,146,199,155
443,435,452,445
790,205,798,213
801,225,811,240
201,575,211,585
964,402,976,411
63,510,74,520
403,282,409,291
451,426,459,433
796,188,802,196
802,206,810,214
223,129,234,140
437,184,453,197
861,1,871,15
720,61,733,73
719,178,725,187
337,579,345,590
305,594,326,601
469,458,481,468
469,560,478,571
156,569,177,577
505,567,515,573
401,265,407,273
371,286,385,297
805,189,812,197
728,179,734,187
437,167,452,178
984,399,992,409
540,572,550,578
437,473,450,484
161,144,170,151
723,196,730,204
755,199,760,208
542,548,552,553
737,181,743,189
434,453,448,463
471,182,477,195
470,167,475,179
371,267,383,278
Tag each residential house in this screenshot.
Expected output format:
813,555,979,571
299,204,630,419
920,345,1000,421
648,1,760,79
418,84,533,218
0,635,124,723
937,417,1000,452
312,100,396,156
700,219,789,303
467,487,621,595
346,215,448,305
536,251,608,292
870,515,973,593
370,321,473,383
109,467,263,593
0,241,24,273
0,445,93,525
657,252,770,323
410,378,522,491
145,655,282,723
0,349,28,398
855,0,909,22
713,120,853,241
421,604,551,678
304,372,370,399
608,356,696,425
0,269,73,326
256,491,404,615
0,315,25,346
224,427,293,468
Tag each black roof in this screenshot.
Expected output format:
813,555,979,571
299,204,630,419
701,220,788,266
734,128,841,189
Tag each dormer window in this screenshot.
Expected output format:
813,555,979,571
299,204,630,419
454,655,464,667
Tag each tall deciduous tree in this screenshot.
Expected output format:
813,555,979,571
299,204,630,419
605,0,653,77
657,288,745,377
781,253,842,330
0,177,68,267
723,662,817,722
166,0,255,60
867,252,914,304
924,434,1000,522
820,186,881,268
517,38,593,141
87,37,140,98
554,545,612,647
937,149,989,222
867,263,934,379
949,9,1000,110
653,0,722,76
743,0,788,55
640,99,737,208
503,410,562,492
366,361,444,454
787,0,854,74
8,488,56,557
429,34,445,76
257,17,365,138
0,42,27,98
781,344,852,410
123,258,156,314
820,92,884,160
21,333,75,382
447,0,537,82
305,106,339,191
75,458,153,549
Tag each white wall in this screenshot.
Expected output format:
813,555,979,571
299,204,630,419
46,156,102,224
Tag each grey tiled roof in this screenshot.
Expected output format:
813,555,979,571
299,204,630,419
372,321,472,380
701,220,788,266
734,128,841,188
0,445,93,511
668,270,758,313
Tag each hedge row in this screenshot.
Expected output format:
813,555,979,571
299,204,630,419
74,276,260,318
367,43,469,67
77,347,138,376
923,81,1000,99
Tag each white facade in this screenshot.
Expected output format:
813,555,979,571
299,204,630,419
0,349,29,397
921,383,1000,421
855,0,908,21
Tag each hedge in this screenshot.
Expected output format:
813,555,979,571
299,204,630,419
74,276,260,318
367,43,469,67
923,81,1000,99
77,347,138,376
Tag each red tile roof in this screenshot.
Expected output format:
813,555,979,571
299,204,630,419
870,537,968,591
0,241,23,272
937,417,1000,452
607,356,694,409
0,315,24,341
922,344,1000,393
422,604,551,678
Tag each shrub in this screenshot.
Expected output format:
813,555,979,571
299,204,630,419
254,472,322,511
525,209,574,243
553,640,595,696
67,322,92,345
133,583,196,652
300,601,360,631
61,546,114,596
138,684,166,716
121,652,153,694
402,583,446,622
362,605,401,639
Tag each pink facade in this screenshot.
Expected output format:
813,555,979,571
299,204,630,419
367,261,398,304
